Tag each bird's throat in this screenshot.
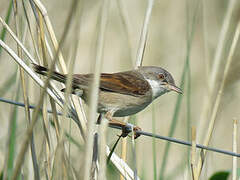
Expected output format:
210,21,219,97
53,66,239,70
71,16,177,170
145,79,167,100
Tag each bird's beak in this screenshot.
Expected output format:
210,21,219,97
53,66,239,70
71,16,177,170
168,84,183,94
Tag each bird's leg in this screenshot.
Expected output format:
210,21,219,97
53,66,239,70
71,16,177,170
103,111,142,139
122,124,142,139
100,111,142,164
97,111,125,127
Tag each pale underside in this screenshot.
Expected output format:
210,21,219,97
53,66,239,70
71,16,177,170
75,89,152,117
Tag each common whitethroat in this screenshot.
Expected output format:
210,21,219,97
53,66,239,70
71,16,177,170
33,64,182,137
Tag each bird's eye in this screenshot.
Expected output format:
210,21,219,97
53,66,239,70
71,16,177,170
158,73,165,79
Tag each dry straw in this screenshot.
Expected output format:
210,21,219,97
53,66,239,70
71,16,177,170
83,0,110,179
0,2,137,179
1,0,239,179
197,0,238,141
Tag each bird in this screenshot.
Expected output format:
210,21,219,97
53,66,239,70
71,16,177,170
33,64,182,137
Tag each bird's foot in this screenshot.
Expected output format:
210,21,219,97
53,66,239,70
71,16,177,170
121,123,142,139
98,113,142,139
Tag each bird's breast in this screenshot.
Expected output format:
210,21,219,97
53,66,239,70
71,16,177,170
97,91,152,117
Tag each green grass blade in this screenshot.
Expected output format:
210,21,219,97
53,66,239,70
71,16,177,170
6,84,20,179
186,59,191,167
158,70,185,180
65,132,84,151
158,0,200,179
152,103,157,180
0,1,13,56
0,69,17,97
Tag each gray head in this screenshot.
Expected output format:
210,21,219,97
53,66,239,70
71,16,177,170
137,66,182,99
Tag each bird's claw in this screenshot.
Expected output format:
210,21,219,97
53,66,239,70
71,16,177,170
121,123,142,139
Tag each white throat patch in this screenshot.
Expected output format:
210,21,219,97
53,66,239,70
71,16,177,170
145,79,167,100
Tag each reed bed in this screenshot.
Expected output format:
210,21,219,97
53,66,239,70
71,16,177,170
0,0,239,179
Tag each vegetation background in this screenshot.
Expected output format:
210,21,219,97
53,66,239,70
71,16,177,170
0,0,239,179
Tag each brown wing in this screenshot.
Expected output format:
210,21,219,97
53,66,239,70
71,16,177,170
99,72,150,96
72,71,150,97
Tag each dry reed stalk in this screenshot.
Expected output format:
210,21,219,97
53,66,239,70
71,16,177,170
135,0,155,67
37,11,58,179
32,0,67,73
117,0,154,173
120,117,129,180
0,22,54,178
120,137,128,180
3,81,20,180
61,22,81,179
0,15,72,177
106,146,140,180
117,0,135,177
83,0,110,179
191,127,197,180
37,9,65,179
0,17,38,64
127,0,155,178
38,9,60,132
37,1,80,178
32,0,88,136
22,0,41,62
131,125,138,180
10,57,61,180
98,117,108,180
8,5,78,170
197,0,238,141
232,119,237,180
0,40,63,106
196,19,240,179
1,1,138,178
202,0,210,80
38,1,87,140
13,2,40,179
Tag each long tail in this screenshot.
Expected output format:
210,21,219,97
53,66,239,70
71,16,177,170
32,63,67,83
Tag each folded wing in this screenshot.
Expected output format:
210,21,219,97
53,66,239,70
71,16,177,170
73,72,150,97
